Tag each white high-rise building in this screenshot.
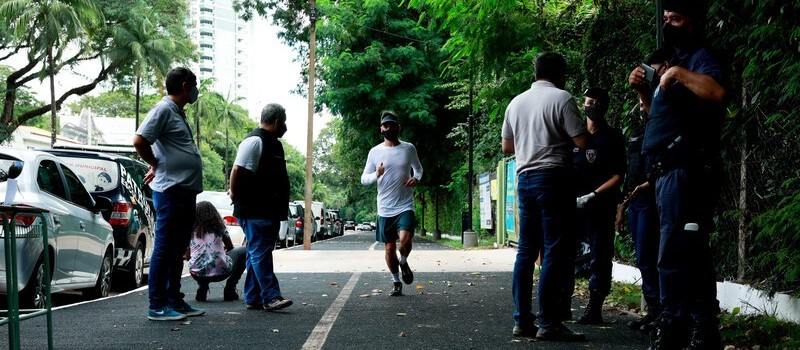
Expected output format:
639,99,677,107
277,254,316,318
188,0,251,100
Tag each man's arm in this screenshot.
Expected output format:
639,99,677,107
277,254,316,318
360,150,378,185
404,144,423,187
572,133,589,150
228,165,249,202
629,66,654,113
660,66,726,102
501,138,514,154
133,135,157,185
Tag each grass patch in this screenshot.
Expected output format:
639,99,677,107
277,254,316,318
423,231,496,249
574,278,643,312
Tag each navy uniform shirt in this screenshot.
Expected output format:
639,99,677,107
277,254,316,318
642,46,727,165
624,121,646,193
573,123,626,202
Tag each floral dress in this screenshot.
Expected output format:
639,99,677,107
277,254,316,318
188,230,233,278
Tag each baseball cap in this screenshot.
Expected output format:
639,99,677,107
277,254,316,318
584,87,609,105
663,0,707,22
380,111,399,125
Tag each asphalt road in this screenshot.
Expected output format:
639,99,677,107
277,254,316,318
0,230,651,349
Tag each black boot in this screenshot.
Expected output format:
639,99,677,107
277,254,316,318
576,291,605,325
685,325,722,350
648,319,686,350
628,296,661,332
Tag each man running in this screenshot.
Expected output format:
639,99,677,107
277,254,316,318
361,110,423,296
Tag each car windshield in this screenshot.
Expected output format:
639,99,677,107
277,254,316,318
197,192,233,211
60,157,119,193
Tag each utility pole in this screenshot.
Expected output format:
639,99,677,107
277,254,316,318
656,0,664,49
463,74,477,247
303,0,317,250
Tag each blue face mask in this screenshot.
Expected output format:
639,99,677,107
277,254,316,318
188,86,199,104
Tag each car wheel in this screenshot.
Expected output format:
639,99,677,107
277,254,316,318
85,251,113,299
116,242,145,291
20,257,47,309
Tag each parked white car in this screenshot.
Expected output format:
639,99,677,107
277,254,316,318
357,222,372,231
195,191,246,247
0,149,115,308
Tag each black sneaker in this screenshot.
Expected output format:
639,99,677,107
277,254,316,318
195,286,208,302
399,261,414,285
245,302,263,310
536,324,587,342
223,288,240,301
512,325,538,338
264,297,293,312
389,282,403,296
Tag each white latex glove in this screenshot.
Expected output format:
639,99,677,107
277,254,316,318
576,192,597,209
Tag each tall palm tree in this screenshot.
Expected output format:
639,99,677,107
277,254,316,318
1,0,102,146
107,15,173,129
191,78,219,150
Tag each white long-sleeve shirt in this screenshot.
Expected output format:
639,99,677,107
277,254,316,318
361,141,423,217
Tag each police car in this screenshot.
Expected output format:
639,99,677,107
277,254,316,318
43,147,154,291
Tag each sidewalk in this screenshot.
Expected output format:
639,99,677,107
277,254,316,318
0,241,651,349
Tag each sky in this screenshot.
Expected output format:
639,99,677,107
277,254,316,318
245,17,332,153
14,15,330,154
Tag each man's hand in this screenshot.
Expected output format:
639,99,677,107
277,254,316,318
628,66,648,91
576,192,596,209
623,182,651,206
377,162,385,178
659,66,684,92
404,177,419,187
143,165,156,185
615,204,626,235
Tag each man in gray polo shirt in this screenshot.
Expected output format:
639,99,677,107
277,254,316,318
134,67,204,321
502,52,588,341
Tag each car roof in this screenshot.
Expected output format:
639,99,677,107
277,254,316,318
0,147,60,161
40,148,132,162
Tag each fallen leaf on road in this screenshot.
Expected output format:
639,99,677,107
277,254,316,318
470,272,481,275
330,282,338,286
399,332,406,337
171,328,180,331
322,294,328,297
415,285,425,290
359,294,371,298
302,302,308,306
371,289,383,293
271,329,280,333
396,312,407,316
224,312,242,315
467,282,474,286
180,320,191,325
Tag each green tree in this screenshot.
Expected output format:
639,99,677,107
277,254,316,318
66,90,161,118
106,15,181,129
1,0,104,146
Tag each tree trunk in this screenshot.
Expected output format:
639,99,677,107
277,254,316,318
48,48,57,147
224,127,230,191
435,188,440,232
195,102,201,149
135,75,141,129
737,84,750,281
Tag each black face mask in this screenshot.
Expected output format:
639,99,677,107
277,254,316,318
277,122,287,138
584,105,605,121
381,128,399,141
662,23,692,49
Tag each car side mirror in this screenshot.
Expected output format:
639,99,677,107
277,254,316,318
7,161,23,179
94,196,113,213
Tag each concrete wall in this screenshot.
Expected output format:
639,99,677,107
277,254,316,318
612,262,800,324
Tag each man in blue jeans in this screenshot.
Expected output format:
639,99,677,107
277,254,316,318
501,52,589,341
229,103,293,312
134,67,205,321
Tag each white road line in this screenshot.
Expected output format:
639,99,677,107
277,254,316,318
368,241,378,251
301,272,361,350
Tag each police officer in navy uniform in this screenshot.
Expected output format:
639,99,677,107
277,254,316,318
572,87,626,325
628,1,728,349
618,49,673,334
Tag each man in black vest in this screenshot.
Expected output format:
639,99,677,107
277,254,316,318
229,103,293,312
